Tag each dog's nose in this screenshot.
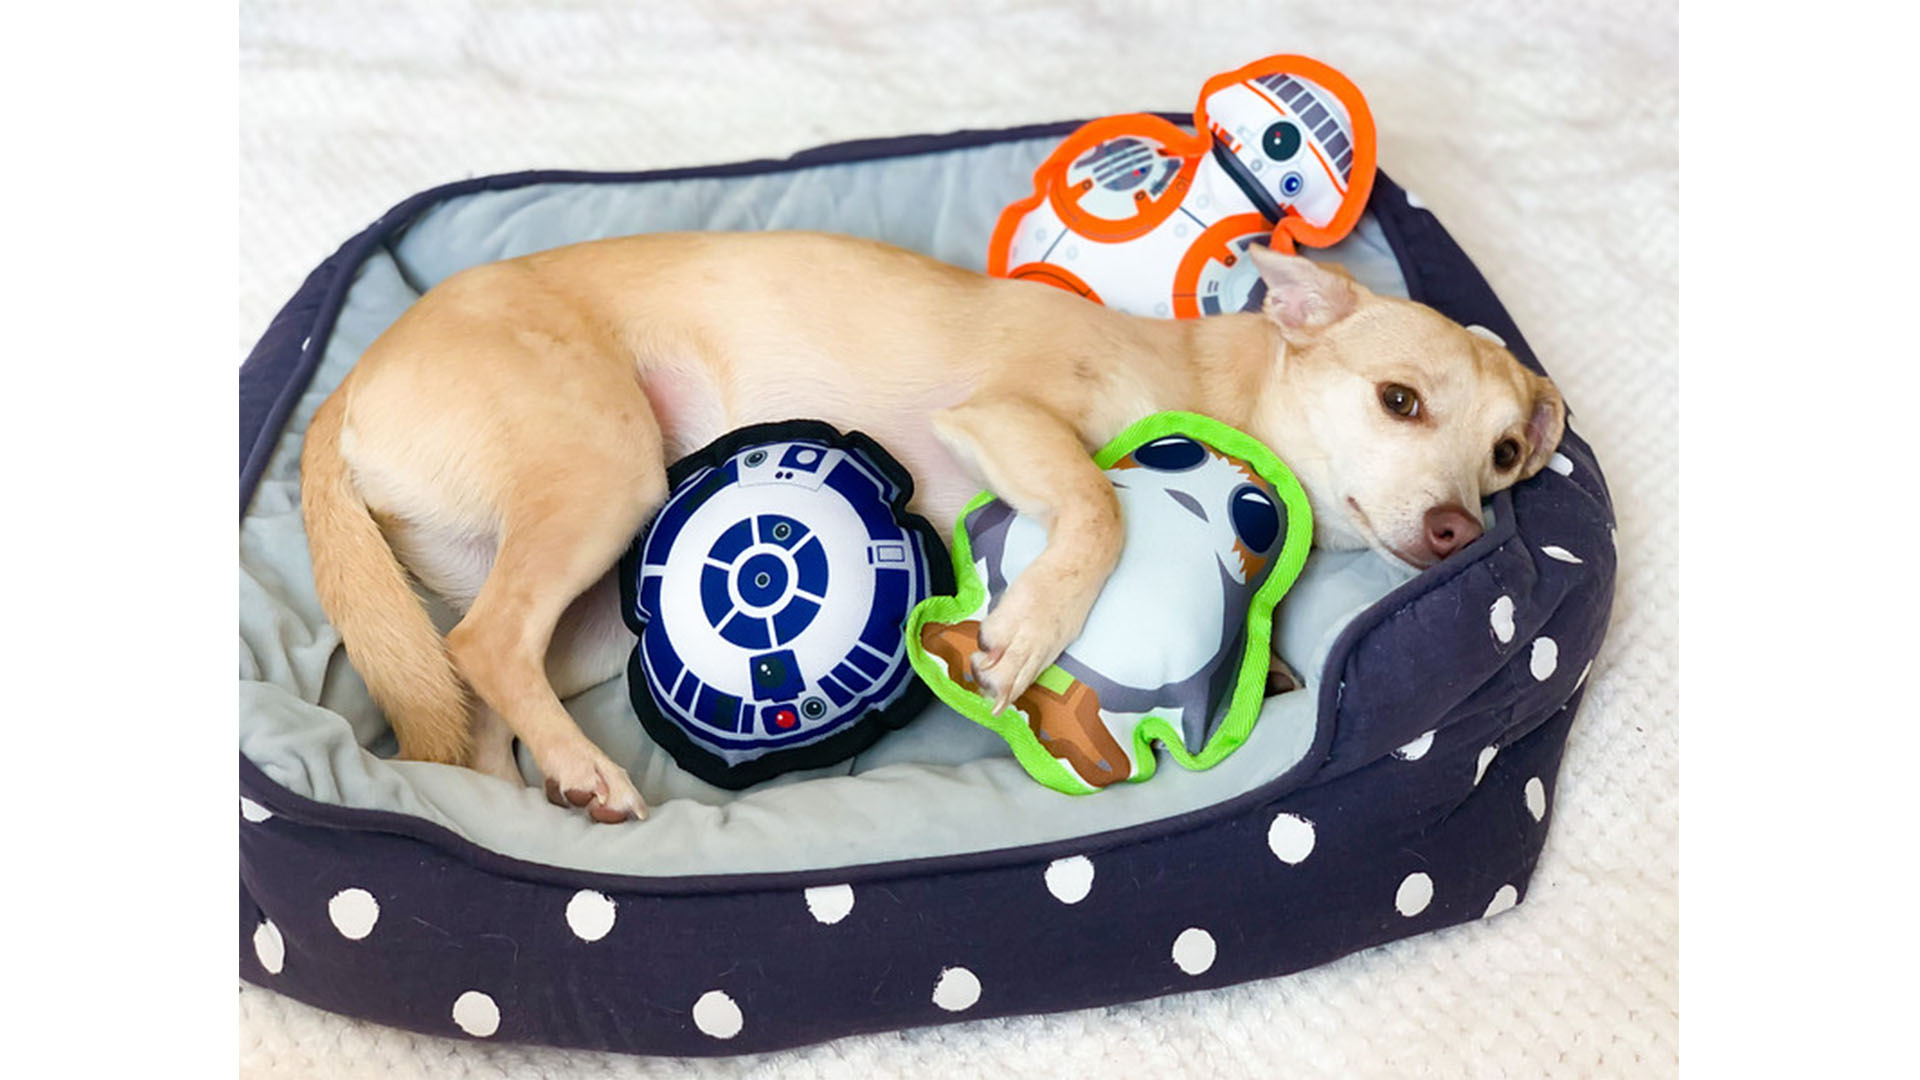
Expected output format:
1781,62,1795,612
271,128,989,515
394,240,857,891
1422,504,1484,561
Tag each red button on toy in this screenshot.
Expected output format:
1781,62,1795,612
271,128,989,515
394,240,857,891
774,708,797,730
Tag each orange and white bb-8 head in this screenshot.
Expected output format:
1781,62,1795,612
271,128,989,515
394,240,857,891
1196,63,1371,250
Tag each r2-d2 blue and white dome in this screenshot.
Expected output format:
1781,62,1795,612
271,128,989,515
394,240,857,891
620,422,947,789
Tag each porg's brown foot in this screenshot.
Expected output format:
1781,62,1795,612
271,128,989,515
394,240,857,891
920,619,1131,788
1025,677,1130,788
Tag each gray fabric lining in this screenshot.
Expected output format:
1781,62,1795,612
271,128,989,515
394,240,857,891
238,134,1414,877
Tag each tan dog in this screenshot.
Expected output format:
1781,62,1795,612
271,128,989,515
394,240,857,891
300,231,1563,823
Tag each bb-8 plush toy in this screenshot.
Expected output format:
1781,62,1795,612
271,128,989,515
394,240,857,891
987,55,1376,319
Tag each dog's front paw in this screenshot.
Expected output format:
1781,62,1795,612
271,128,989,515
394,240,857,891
1266,651,1304,697
539,743,649,824
971,581,1081,715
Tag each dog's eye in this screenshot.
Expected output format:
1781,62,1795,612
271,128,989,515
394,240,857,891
1261,121,1302,162
1379,383,1421,419
1493,438,1523,471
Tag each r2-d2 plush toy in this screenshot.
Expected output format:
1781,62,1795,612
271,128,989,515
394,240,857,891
619,421,949,789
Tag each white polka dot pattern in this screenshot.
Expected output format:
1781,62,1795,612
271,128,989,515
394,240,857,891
1172,928,1217,975
1266,813,1317,864
932,967,981,1012
1490,595,1516,644
804,884,855,925
328,888,379,940
1525,777,1547,821
252,920,284,975
1475,746,1499,785
452,991,499,1038
1531,637,1559,681
1044,857,1094,904
1396,873,1434,917
567,890,616,942
1393,731,1435,761
693,990,743,1038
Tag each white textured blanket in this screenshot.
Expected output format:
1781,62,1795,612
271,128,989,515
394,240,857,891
238,1,1677,1075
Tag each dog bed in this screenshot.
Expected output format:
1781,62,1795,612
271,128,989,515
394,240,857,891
238,118,1616,1056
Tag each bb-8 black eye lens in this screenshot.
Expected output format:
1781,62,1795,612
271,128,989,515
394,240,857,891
1262,121,1302,162
801,697,826,719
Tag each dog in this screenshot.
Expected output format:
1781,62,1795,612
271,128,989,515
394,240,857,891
300,231,1564,823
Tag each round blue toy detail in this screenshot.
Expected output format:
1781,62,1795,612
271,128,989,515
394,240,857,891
617,420,951,789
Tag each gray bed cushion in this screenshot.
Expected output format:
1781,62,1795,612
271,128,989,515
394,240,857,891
237,133,1414,877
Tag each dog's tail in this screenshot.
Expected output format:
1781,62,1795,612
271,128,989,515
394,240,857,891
300,391,472,765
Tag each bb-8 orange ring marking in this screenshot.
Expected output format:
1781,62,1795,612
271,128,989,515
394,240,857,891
1040,115,1207,245
1004,261,1104,305
1171,213,1271,319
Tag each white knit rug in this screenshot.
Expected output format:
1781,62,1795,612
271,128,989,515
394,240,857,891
238,1,1677,1075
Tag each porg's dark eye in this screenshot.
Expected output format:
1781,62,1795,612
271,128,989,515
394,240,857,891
1132,436,1207,471
1379,383,1421,419
1229,486,1281,553
1262,121,1302,161
1493,438,1523,471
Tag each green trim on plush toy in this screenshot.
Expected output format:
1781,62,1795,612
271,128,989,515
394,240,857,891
906,410,1314,796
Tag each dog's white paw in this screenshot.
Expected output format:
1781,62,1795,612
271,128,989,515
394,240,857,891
972,582,1080,714
539,744,649,824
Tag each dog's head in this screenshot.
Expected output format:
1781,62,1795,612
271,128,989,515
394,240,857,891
1243,246,1565,569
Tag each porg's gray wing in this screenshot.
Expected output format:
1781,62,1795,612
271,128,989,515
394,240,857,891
1185,544,1285,751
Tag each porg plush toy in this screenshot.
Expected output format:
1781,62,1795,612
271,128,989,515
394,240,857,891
910,415,1313,793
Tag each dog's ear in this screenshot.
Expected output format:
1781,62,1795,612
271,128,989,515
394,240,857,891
1521,376,1567,477
1249,246,1361,338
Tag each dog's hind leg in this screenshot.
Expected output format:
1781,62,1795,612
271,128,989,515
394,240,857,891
468,703,523,785
444,432,667,824
546,571,633,699
467,571,634,788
